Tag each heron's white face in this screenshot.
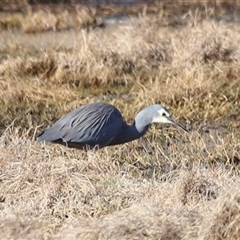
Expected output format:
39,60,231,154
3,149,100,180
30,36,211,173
152,106,188,132
152,107,172,124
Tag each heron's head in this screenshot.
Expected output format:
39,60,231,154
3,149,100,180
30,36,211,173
151,105,188,132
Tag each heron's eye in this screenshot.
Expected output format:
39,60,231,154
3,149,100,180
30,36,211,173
162,112,166,116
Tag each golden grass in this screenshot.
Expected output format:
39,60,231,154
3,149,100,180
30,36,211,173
0,7,97,32
0,18,240,130
0,128,239,239
0,3,240,239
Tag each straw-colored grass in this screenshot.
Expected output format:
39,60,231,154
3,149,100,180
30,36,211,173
0,127,239,239
0,2,240,239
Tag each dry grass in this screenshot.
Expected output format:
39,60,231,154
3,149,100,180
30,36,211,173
0,7,98,32
0,18,240,130
0,128,239,239
0,2,240,239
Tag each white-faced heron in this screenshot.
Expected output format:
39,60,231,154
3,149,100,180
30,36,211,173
37,102,188,150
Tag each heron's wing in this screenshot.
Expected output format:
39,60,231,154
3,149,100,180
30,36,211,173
37,103,123,147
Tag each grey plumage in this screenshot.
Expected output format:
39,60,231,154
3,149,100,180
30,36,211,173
37,102,188,150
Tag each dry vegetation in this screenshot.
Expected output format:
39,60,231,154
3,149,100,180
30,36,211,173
0,1,240,239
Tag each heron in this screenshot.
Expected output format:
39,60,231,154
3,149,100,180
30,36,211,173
37,102,188,150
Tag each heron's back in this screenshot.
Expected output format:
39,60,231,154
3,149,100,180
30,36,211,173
37,102,124,148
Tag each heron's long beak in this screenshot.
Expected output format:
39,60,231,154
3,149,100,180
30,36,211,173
166,116,188,132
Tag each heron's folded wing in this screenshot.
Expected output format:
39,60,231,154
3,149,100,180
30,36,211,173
38,103,123,147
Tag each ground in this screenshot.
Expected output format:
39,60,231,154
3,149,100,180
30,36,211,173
0,1,240,239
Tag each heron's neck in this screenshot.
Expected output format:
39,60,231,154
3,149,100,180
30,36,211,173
108,121,150,146
129,121,150,140
108,107,153,146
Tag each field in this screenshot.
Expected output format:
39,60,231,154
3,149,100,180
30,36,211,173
0,1,240,239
